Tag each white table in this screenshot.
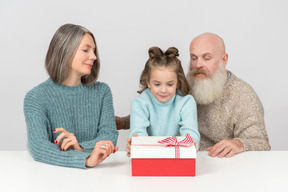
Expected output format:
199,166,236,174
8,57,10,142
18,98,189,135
1,151,287,192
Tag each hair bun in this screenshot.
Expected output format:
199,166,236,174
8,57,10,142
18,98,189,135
148,47,164,59
165,47,179,58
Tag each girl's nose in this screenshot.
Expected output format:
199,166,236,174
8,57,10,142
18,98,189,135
161,85,167,93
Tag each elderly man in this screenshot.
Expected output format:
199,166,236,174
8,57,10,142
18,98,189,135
117,32,271,158
186,32,270,157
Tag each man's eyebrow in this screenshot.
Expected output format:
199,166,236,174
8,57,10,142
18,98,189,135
203,52,212,55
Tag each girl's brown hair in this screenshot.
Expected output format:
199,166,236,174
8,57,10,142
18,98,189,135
138,46,191,96
45,23,100,85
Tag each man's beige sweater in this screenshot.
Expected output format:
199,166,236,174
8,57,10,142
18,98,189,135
198,71,271,151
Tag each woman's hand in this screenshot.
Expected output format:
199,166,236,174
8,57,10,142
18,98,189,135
53,128,83,152
85,140,119,167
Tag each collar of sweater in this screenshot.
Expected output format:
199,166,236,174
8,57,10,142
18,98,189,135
47,78,86,94
147,88,176,106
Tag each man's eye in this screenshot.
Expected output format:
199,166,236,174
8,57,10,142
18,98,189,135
191,56,197,60
204,57,211,60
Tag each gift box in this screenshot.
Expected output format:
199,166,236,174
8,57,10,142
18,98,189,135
131,135,196,176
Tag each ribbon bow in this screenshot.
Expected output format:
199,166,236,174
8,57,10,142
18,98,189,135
158,134,194,147
157,135,194,158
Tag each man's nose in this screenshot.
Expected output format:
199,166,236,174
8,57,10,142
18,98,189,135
190,60,202,70
195,60,203,68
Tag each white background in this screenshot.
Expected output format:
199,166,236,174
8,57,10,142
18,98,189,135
0,0,287,151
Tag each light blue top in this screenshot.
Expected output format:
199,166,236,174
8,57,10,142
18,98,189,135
24,79,119,169
129,89,200,148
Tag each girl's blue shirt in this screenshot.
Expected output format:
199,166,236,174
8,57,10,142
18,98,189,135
129,88,200,148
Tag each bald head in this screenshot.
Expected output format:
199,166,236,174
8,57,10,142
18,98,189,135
190,32,226,55
189,32,228,73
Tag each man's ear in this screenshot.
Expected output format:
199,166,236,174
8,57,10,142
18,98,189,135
222,53,228,68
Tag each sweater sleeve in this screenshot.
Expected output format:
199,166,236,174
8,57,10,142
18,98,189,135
24,91,90,169
78,84,119,150
129,98,150,137
233,83,271,151
179,96,200,149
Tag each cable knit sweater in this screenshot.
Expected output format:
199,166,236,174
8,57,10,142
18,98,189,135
24,79,119,169
198,71,271,151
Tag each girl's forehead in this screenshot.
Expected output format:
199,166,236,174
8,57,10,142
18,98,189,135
151,66,176,72
150,67,177,79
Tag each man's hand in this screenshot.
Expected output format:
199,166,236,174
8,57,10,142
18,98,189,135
115,116,126,130
126,133,138,157
207,139,244,158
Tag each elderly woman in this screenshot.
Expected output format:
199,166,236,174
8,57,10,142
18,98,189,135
24,24,118,168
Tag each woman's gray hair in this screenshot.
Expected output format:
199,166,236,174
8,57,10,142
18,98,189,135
45,23,100,85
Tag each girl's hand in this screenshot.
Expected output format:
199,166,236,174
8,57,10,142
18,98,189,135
85,140,118,167
185,133,198,152
53,128,83,152
126,133,138,157
194,142,198,153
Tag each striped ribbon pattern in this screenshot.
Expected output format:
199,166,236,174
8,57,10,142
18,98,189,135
157,134,194,158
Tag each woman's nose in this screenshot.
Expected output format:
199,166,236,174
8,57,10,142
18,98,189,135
90,52,97,60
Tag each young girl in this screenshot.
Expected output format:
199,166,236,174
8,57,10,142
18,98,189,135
129,46,200,149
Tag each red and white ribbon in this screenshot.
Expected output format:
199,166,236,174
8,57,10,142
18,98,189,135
157,134,194,158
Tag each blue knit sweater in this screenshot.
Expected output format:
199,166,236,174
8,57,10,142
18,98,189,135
129,89,200,148
24,79,119,169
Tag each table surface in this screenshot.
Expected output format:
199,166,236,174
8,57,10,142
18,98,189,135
1,151,288,192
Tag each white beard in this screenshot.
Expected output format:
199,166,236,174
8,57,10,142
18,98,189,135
186,64,227,105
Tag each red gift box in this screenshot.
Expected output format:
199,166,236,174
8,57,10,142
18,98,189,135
131,136,196,176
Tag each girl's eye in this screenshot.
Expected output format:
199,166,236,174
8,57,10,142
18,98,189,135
168,84,173,87
83,50,88,53
154,84,160,87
